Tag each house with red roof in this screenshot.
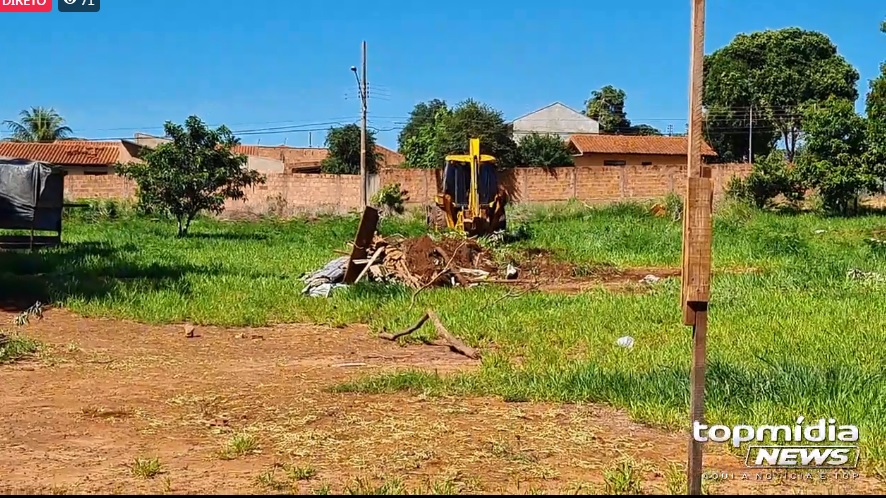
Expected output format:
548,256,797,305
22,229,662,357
566,134,717,167
0,140,146,175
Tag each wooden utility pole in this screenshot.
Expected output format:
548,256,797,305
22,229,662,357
360,41,368,208
748,104,753,164
682,0,711,495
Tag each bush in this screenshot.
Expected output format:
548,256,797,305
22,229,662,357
516,132,574,167
725,151,804,208
370,183,406,216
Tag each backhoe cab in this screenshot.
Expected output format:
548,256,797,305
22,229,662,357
427,138,507,236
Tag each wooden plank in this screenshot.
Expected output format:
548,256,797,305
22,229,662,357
343,206,379,283
681,176,713,324
687,305,708,496
354,247,385,284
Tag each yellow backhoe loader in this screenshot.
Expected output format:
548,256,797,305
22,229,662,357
426,138,508,236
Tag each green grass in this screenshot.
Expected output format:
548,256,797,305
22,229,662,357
1,200,885,474
0,333,40,364
218,432,260,460
130,457,162,479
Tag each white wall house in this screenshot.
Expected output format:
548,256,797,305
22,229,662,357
510,102,600,142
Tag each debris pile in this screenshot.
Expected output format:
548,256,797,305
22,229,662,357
300,256,349,297
297,207,683,298
300,235,504,297
371,235,498,288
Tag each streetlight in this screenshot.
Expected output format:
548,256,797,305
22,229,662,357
351,43,368,208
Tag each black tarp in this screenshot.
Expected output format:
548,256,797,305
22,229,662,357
0,157,65,232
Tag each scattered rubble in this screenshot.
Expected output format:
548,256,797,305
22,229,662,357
300,256,349,297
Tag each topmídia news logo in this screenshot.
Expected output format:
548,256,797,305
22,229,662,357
693,417,860,469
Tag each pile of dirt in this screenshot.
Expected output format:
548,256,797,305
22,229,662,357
301,233,683,295
397,235,494,283
366,235,498,288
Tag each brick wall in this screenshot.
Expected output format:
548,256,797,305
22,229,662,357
63,173,362,217
64,174,137,199
63,163,752,216
377,163,753,207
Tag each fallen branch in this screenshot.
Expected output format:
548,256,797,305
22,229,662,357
379,313,430,341
427,309,480,359
378,309,480,360
491,284,538,305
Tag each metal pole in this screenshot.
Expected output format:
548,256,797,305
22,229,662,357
684,0,708,495
360,41,368,208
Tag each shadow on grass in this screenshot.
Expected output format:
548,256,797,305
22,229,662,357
0,241,218,312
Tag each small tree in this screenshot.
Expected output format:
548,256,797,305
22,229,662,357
796,97,876,214
320,124,379,174
401,106,452,169
399,99,518,169
116,116,265,237
725,150,804,208
516,132,574,166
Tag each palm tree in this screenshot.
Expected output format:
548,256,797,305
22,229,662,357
2,107,73,142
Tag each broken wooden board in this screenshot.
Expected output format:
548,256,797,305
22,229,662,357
343,206,380,284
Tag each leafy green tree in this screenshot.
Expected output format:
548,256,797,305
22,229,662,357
397,99,447,151
320,124,379,174
516,132,574,166
401,106,451,169
865,19,886,183
439,99,517,166
796,97,875,214
3,107,73,142
583,85,631,134
583,85,661,135
630,124,662,136
116,116,265,236
400,99,517,168
725,150,804,208
703,28,859,162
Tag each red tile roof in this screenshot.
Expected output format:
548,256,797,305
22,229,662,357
568,134,717,157
231,144,405,168
133,134,406,170
0,141,123,165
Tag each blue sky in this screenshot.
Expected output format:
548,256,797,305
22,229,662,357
0,0,882,149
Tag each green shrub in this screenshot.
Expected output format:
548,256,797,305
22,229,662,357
370,183,406,216
725,151,804,208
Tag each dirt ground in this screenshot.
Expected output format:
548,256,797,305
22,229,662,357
1,309,883,495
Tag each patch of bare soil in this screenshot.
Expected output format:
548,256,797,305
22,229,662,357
503,248,682,295
0,309,881,494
